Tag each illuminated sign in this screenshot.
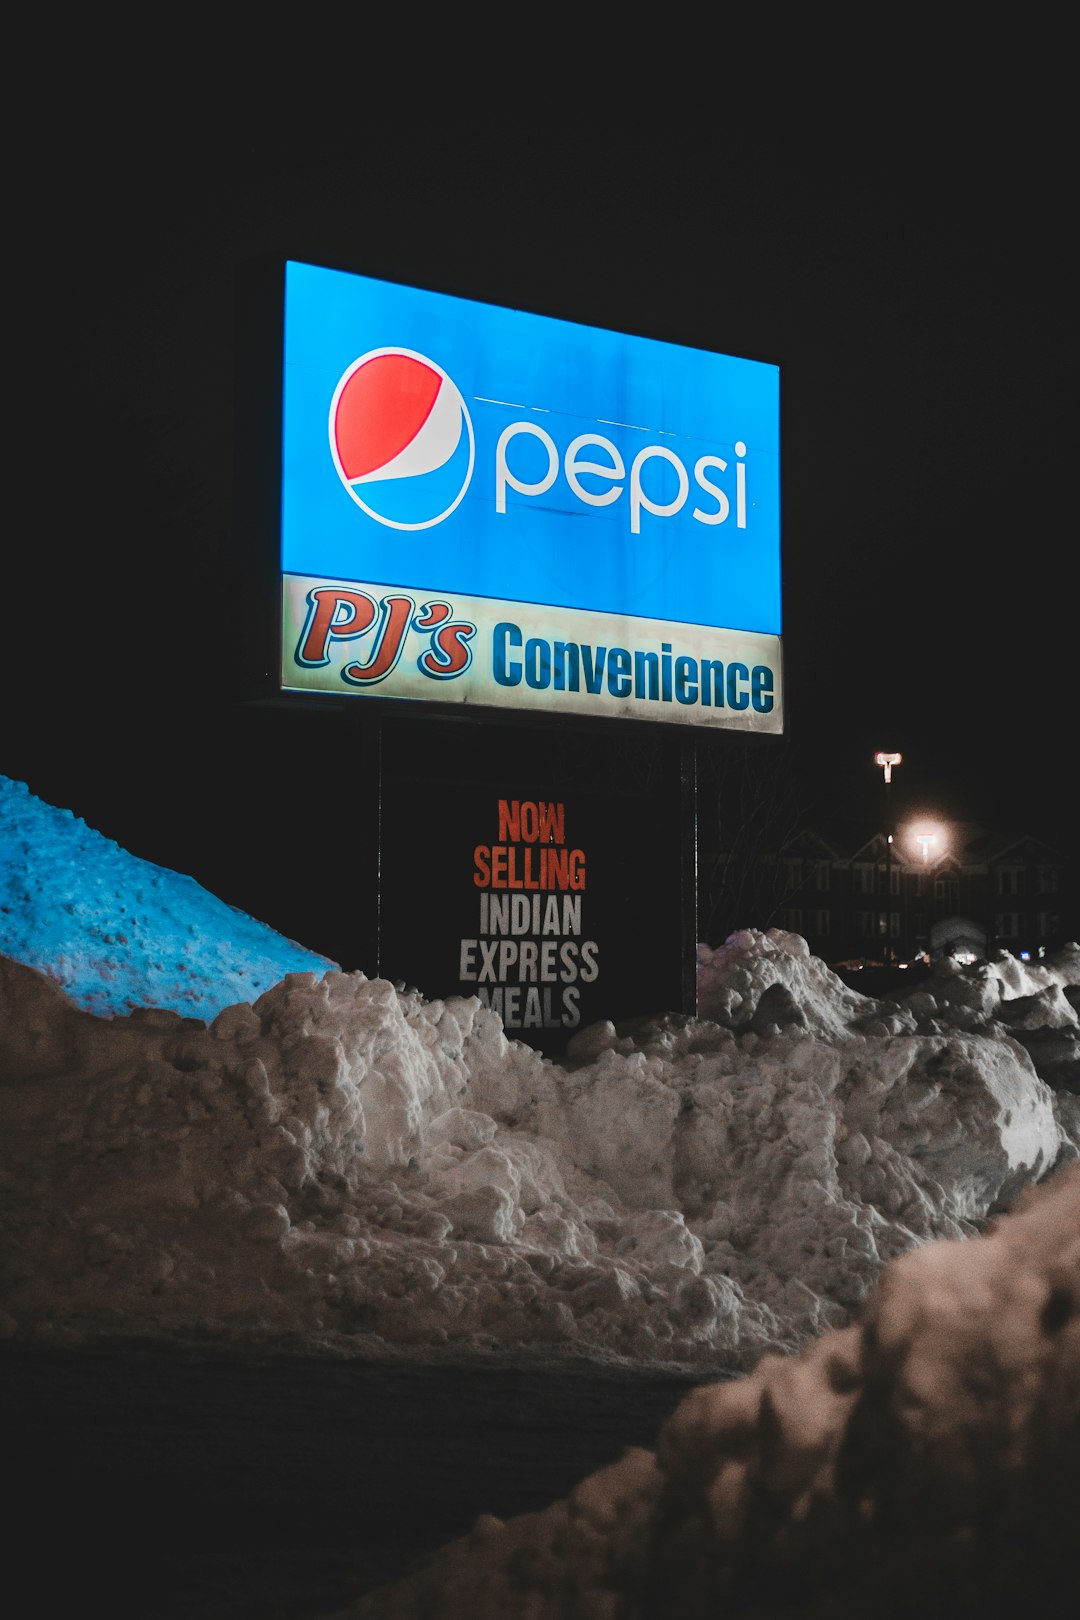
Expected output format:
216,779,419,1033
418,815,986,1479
279,260,783,733
462,797,594,1035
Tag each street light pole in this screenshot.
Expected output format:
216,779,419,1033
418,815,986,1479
916,832,937,958
874,752,902,964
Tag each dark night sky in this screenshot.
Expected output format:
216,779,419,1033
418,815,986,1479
8,114,1074,953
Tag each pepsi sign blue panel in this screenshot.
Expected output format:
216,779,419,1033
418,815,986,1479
280,260,783,734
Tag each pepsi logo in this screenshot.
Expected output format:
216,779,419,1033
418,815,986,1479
329,348,475,530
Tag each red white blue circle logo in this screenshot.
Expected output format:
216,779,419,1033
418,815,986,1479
329,349,475,531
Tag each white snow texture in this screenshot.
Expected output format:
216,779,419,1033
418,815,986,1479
2,774,1077,1375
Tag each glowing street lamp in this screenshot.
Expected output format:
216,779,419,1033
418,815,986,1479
909,826,941,960
874,752,902,963
915,833,936,958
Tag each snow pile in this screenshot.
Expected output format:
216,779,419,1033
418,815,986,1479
339,1162,1080,1619
0,775,334,1020
1,941,1075,1371
0,775,1077,1373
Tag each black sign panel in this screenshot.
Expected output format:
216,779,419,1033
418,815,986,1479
378,719,693,1056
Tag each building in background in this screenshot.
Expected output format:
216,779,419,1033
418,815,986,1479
701,820,1071,967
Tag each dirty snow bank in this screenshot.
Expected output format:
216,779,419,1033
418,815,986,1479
337,1162,1080,1618
2,926,1075,1371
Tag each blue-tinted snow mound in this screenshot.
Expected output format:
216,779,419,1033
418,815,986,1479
0,776,336,1021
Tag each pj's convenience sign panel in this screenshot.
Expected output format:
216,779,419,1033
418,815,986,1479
280,260,783,734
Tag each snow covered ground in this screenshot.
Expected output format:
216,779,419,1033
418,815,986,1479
3,773,1078,1615
338,1162,1080,1618
2,773,1077,1376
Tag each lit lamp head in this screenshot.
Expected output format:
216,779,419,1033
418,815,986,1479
916,831,937,864
874,751,902,784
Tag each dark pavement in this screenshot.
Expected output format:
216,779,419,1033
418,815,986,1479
3,1340,712,1619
